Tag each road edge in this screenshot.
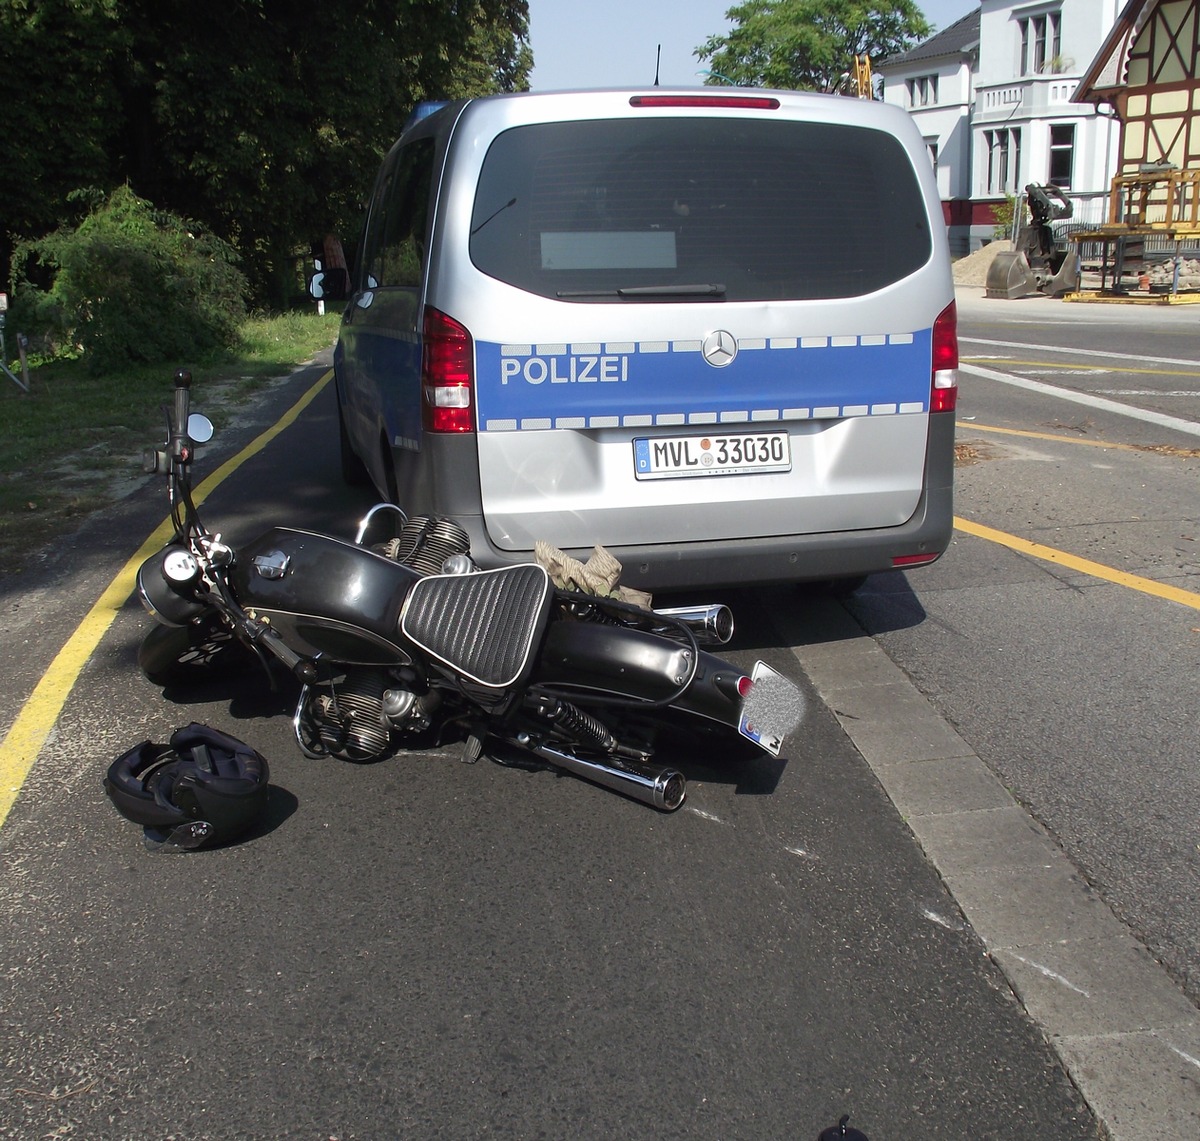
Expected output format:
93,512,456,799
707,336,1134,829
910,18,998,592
789,599,1200,1141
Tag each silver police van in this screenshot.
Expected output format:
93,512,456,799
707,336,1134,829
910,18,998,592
333,88,957,592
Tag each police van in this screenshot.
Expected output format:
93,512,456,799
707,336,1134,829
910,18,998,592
332,88,957,592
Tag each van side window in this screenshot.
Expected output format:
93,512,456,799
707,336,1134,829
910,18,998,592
364,139,435,289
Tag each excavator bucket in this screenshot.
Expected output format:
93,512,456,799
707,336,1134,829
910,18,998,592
985,250,1040,299
1041,253,1081,297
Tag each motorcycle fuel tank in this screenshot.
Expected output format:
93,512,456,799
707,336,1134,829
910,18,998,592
232,527,420,665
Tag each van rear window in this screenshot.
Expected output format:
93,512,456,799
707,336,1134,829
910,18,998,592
469,117,932,302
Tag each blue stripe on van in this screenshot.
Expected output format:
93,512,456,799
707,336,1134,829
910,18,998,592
475,331,932,431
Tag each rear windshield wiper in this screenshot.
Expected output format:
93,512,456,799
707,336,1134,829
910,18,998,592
556,283,726,299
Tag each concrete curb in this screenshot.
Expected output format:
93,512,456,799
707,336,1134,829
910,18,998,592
789,601,1200,1141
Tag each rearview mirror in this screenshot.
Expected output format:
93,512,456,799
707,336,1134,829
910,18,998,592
188,414,214,444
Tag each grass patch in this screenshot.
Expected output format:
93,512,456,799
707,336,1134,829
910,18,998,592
0,309,341,576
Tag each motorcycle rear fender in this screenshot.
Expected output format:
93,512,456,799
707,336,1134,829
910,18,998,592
532,620,746,728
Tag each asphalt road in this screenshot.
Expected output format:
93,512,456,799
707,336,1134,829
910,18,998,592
850,288,1200,1004
0,356,1101,1139
837,288,1200,1136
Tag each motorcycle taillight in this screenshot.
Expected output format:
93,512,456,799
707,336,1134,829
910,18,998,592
422,307,475,433
931,300,958,414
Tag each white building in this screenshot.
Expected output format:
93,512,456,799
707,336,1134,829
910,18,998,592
880,0,1123,251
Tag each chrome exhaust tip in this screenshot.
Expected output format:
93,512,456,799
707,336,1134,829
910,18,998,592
515,735,686,811
653,604,735,647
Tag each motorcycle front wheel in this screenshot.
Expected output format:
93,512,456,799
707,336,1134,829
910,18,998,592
138,616,244,686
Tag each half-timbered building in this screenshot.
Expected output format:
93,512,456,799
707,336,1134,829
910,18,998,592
1071,0,1200,297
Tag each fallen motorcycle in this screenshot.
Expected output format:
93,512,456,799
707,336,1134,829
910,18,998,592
135,370,804,811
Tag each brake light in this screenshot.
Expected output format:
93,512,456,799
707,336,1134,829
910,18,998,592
422,307,475,433
930,300,958,414
629,94,780,110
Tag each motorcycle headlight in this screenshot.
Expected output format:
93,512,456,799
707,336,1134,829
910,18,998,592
137,546,207,627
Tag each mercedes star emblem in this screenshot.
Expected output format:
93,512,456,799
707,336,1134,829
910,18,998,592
702,329,738,368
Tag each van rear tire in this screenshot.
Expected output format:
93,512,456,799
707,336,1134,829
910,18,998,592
797,574,869,599
338,401,371,487
827,574,868,598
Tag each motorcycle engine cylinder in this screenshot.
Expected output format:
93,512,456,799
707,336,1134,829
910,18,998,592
319,669,392,761
391,515,473,577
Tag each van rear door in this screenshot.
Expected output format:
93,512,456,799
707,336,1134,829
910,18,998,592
445,95,949,553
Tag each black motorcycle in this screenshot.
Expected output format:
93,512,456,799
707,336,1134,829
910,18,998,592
136,370,804,811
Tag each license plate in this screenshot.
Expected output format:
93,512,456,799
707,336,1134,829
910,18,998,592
738,660,802,756
633,431,791,480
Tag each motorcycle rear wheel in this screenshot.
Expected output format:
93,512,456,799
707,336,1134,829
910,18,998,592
138,617,243,686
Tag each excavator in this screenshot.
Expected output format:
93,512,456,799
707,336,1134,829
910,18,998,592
985,183,1081,298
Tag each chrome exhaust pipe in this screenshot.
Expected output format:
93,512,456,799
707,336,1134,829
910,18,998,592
354,501,407,546
514,734,686,812
653,604,735,647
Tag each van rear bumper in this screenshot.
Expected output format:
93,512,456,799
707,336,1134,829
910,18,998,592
448,413,956,593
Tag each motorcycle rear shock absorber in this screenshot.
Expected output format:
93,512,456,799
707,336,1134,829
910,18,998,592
525,693,616,752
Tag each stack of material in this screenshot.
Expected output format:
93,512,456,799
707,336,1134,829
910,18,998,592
1146,257,1200,291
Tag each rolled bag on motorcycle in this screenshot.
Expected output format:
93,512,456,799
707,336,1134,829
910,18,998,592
224,526,749,733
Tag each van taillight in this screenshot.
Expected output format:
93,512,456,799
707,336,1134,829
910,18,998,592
930,300,958,414
422,307,475,433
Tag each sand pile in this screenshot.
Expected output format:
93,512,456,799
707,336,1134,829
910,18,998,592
952,241,1010,286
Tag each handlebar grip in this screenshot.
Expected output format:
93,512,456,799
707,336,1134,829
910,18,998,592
252,621,318,684
171,371,192,462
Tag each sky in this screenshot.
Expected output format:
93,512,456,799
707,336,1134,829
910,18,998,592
526,0,979,91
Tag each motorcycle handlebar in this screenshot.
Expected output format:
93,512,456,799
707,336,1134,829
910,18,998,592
245,618,318,684
171,369,192,466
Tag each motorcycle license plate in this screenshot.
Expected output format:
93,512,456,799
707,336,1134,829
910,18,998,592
737,660,795,757
633,431,790,480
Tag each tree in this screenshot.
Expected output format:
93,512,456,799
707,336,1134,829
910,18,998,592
0,0,531,308
697,0,930,93
19,186,247,373
0,0,127,298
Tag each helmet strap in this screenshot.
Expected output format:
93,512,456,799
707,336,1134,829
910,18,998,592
142,820,215,853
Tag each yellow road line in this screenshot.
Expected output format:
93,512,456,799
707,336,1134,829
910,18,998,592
954,516,1200,611
0,369,333,831
962,357,1200,378
962,423,1155,452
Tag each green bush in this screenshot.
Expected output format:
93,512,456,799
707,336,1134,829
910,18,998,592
14,187,247,374
992,192,1019,243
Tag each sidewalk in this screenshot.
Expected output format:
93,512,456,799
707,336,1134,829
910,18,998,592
789,599,1200,1141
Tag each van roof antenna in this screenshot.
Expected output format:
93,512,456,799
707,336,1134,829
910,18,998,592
653,44,661,86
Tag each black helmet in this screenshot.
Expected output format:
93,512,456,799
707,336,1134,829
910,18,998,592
104,723,270,851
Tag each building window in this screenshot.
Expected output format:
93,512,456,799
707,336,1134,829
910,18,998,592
985,128,1022,194
1048,123,1075,188
995,131,1009,192
1019,10,1062,74
925,138,939,175
906,74,938,106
